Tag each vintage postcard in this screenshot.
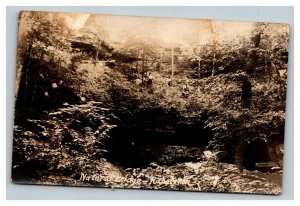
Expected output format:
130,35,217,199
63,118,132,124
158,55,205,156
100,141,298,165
12,10,289,195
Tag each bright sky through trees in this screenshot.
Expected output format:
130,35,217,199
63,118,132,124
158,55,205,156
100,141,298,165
60,13,256,48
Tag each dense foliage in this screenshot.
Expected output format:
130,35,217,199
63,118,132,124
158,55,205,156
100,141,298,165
12,12,288,193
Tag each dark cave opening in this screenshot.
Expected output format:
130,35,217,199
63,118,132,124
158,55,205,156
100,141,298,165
103,108,214,168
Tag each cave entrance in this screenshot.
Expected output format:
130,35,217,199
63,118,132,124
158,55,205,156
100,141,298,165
103,108,213,168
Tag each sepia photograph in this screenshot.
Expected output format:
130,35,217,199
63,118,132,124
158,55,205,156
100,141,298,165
12,10,289,195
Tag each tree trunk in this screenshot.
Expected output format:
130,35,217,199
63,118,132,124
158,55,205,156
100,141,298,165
15,35,35,120
235,131,245,173
265,53,268,74
235,78,252,173
234,34,259,173
160,50,163,70
171,47,174,79
212,54,215,76
94,49,98,67
29,51,45,116
17,35,34,104
198,59,201,79
142,49,145,84
241,79,252,109
136,49,139,71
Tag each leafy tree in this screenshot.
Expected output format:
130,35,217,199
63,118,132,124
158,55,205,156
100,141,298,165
15,12,80,119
